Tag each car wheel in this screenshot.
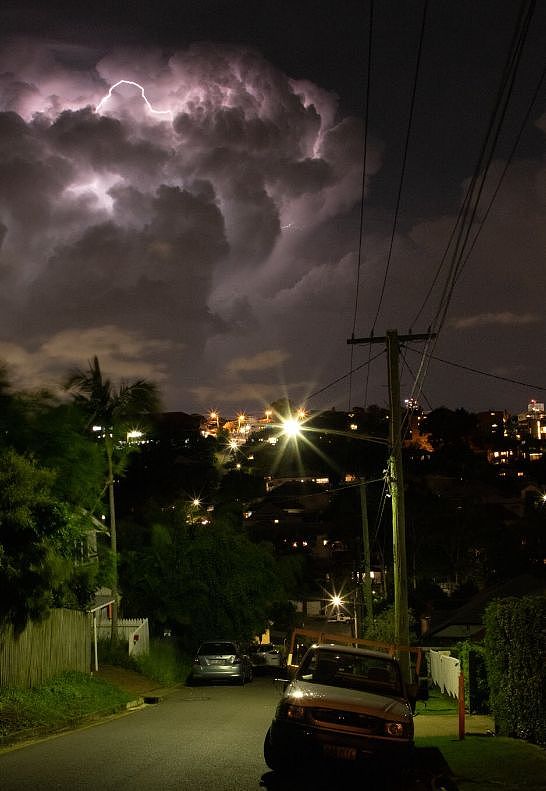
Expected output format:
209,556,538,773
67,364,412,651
263,728,288,772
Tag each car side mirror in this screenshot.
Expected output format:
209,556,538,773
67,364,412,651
273,676,290,693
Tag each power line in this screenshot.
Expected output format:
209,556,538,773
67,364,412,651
348,0,374,412
369,0,429,335
308,348,385,401
407,0,538,407
454,60,545,285
405,344,546,393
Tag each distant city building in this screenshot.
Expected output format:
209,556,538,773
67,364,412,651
517,400,546,441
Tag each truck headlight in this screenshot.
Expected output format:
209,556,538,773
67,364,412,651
384,721,406,737
278,702,306,720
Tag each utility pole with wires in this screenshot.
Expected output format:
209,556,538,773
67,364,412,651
347,329,435,682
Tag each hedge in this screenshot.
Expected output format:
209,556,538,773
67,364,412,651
484,595,545,745
457,641,489,714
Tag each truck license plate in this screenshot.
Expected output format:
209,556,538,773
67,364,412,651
323,745,357,760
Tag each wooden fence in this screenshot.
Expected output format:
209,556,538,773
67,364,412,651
97,618,150,657
0,609,91,688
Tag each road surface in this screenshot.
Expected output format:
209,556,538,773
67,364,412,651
0,675,452,790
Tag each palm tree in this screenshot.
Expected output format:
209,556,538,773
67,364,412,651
65,356,161,640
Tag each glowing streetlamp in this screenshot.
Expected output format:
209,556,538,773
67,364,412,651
282,416,302,438
278,414,390,643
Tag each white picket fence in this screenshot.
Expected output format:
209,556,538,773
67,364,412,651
97,618,149,657
427,649,461,698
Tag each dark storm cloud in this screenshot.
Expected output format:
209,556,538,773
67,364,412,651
46,108,169,175
0,37,373,406
0,4,544,415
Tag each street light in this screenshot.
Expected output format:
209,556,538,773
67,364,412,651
282,416,302,438
278,414,409,664
331,594,343,609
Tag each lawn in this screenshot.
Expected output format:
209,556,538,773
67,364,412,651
0,671,133,743
416,734,546,791
412,686,545,790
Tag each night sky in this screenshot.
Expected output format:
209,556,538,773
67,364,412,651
0,0,544,416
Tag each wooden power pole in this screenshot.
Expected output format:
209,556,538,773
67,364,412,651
359,481,373,635
347,329,435,681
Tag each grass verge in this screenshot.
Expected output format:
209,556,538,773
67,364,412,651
0,671,133,742
98,637,192,685
416,735,546,790
415,685,458,715
1,638,192,744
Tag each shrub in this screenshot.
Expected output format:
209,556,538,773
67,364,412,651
457,641,489,714
97,638,139,671
135,638,191,685
97,636,191,685
484,595,546,745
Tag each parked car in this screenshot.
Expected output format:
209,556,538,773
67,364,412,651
250,643,286,672
264,643,421,771
189,640,253,685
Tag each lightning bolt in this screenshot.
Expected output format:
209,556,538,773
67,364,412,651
95,80,172,117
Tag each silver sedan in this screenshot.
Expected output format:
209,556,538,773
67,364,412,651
189,640,254,685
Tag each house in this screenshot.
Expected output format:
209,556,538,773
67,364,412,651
425,573,546,645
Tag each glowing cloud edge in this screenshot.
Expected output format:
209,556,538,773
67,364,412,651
95,79,172,117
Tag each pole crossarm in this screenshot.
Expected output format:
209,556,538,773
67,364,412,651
347,332,436,345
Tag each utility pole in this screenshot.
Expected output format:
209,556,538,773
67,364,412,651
360,481,373,635
347,329,435,682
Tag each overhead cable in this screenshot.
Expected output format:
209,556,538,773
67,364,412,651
348,0,374,410
407,0,538,407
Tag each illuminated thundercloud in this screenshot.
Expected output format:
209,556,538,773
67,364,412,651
95,79,172,117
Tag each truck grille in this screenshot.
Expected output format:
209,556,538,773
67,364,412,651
311,708,381,733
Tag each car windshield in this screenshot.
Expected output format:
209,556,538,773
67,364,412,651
296,649,403,696
199,642,236,655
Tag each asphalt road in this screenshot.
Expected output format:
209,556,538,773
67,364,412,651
0,675,451,791
0,676,280,791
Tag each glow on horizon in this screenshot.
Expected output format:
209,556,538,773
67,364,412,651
95,80,173,117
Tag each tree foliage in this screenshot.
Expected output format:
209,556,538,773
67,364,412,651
119,506,287,651
0,449,98,632
65,356,161,634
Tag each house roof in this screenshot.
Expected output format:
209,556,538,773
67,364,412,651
428,573,546,641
